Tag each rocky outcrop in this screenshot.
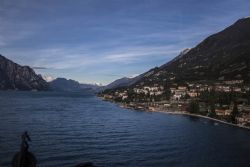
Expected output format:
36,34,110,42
0,54,49,90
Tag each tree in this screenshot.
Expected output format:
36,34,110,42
230,102,239,124
164,88,171,100
208,100,216,118
188,100,200,113
163,81,171,100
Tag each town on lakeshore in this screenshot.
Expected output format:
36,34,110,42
99,79,250,128
98,17,250,129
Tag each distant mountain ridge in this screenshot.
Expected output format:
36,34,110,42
0,54,49,90
49,78,101,92
104,73,147,90
104,77,136,90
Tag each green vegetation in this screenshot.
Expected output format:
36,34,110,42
208,100,217,118
199,89,237,105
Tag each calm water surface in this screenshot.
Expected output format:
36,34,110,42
0,91,249,167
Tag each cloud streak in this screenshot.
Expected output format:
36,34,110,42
1,0,250,84
32,66,48,70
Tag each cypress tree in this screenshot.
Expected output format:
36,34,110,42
188,100,200,113
230,102,239,124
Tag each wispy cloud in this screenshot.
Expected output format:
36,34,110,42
103,45,182,63
2,43,182,69
32,66,48,70
1,0,250,84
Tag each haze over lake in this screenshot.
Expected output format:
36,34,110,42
0,91,249,167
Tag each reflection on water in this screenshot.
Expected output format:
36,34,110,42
187,115,200,122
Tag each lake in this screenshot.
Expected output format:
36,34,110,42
0,91,249,167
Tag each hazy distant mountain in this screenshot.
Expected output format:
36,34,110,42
104,74,144,90
0,54,49,90
49,78,81,91
123,17,250,88
49,78,100,92
80,83,102,92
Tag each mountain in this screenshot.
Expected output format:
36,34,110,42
104,74,145,90
125,17,250,87
49,78,81,91
49,78,100,92
0,54,49,90
165,17,250,81
105,77,134,90
80,83,101,92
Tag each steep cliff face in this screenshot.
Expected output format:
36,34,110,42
0,55,49,90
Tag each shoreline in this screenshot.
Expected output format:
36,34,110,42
157,111,250,130
99,97,250,130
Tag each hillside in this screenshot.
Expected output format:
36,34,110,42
130,17,250,87
104,75,144,90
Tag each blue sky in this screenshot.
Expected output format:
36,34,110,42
1,0,250,85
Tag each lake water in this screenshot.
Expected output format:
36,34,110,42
0,91,249,167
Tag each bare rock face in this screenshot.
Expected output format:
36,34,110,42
0,55,49,90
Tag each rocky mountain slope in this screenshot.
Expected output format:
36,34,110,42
0,54,49,90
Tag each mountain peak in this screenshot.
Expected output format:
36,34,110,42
238,16,250,21
232,17,250,27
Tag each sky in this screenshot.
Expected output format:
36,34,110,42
0,0,250,85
